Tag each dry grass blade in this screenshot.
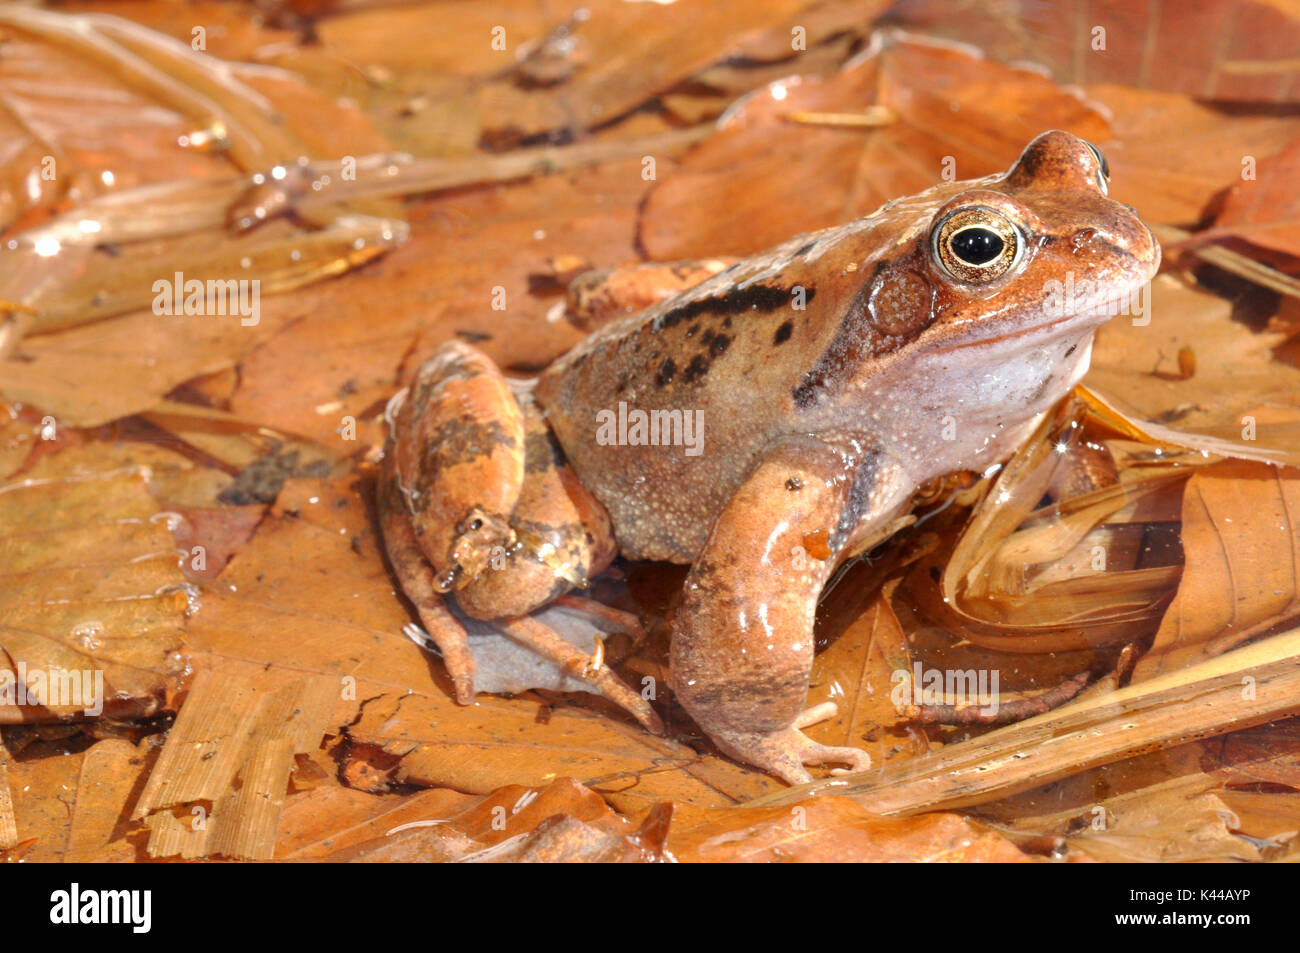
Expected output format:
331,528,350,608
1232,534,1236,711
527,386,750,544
1153,223,1300,300
748,624,1300,812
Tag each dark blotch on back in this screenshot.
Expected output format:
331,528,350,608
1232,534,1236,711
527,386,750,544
773,320,793,345
682,354,711,384
656,357,677,386
654,284,816,332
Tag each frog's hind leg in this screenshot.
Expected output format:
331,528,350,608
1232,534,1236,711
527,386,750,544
440,394,657,729
378,469,477,704
387,339,527,592
495,616,663,732
553,594,645,641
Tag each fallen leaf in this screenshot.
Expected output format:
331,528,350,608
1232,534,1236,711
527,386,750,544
1,445,190,722
1086,275,1300,464
640,29,1110,259
1132,460,1300,680
886,0,1300,104
668,796,1033,862
1209,135,1300,258
1087,83,1300,226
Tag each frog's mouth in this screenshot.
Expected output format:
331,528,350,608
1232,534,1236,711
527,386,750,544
936,305,1114,353
938,265,1155,353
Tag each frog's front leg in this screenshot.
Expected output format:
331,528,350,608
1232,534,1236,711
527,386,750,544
670,436,906,784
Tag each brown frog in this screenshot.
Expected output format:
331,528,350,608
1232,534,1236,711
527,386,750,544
379,130,1159,784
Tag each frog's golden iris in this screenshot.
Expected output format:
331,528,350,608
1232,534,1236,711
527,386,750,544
932,205,1023,284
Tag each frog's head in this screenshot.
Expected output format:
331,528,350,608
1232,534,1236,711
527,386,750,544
913,130,1160,352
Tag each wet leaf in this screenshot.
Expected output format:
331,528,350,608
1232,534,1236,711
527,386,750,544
1132,460,1300,680
0,445,189,722
667,797,1033,862
1086,275,1300,465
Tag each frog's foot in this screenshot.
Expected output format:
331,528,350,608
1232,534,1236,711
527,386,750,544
708,713,873,786
496,615,663,733
552,593,645,640
400,591,478,705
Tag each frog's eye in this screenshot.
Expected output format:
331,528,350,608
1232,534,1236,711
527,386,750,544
1083,140,1110,194
932,207,1022,284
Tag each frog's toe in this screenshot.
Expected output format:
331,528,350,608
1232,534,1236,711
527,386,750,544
495,615,663,733
709,725,872,786
406,600,477,705
552,593,645,640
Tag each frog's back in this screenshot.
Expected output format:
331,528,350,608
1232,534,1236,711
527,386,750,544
534,194,951,562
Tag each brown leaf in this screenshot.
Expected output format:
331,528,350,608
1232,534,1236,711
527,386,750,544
1086,275,1300,465
313,777,643,862
167,504,265,582
0,729,157,861
887,0,1300,104
974,744,1263,862
804,589,931,767
668,796,1033,862
314,0,815,149
1132,460,1300,680
1208,722,1300,791
1086,84,1300,225
276,783,477,859
225,158,650,447
0,8,394,425
0,446,190,722
1210,135,1300,258
640,30,1110,259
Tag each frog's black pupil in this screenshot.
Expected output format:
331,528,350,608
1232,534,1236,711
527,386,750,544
951,228,1004,265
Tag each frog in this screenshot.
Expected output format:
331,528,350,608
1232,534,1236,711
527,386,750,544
378,130,1160,784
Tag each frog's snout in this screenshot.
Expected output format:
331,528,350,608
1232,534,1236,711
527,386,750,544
1070,218,1161,277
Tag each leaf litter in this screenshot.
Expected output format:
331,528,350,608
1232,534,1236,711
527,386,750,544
3,1,1300,862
